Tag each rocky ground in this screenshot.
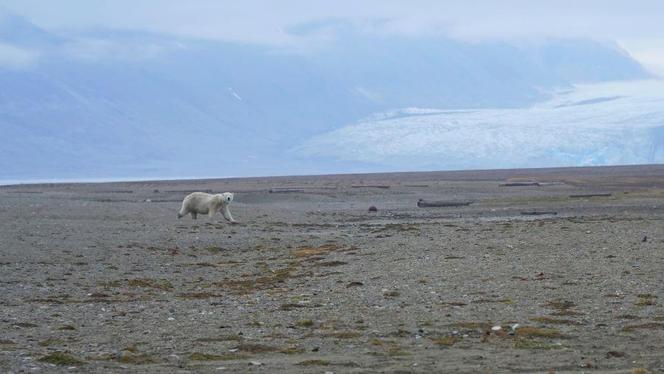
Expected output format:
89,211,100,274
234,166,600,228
1,165,664,373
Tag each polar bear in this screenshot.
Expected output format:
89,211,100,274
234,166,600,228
177,192,236,223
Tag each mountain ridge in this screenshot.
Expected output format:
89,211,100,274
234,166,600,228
0,14,653,179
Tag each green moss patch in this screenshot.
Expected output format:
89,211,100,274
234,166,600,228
127,278,173,291
39,352,84,366
431,336,459,347
530,316,582,325
297,359,330,366
515,326,563,338
189,352,250,361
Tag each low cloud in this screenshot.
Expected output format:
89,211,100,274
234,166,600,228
62,36,183,62
0,42,38,68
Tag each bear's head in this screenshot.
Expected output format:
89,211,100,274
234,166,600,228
219,192,233,204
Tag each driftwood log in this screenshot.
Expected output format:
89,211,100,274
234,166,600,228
569,193,612,198
417,199,473,208
500,182,541,187
520,211,558,216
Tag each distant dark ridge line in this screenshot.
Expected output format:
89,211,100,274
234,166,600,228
2,163,664,188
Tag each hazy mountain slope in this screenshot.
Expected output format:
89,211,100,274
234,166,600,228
0,14,652,180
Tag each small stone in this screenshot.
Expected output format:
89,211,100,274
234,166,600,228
368,206,378,212
606,351,626,358
249,361,262,366
491,325,502,331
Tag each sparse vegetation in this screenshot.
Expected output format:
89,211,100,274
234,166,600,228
515,326,563,338
279,346,305,354
189,352,249,361
623,322,664,332
296,319,314,327
216,264,297,294
291,244,339,258
514,338,564,350
39,352,83,366
117,353,156,365
297,359,330,366
431,336,459,346
235,343,277,353
178,291,218,299
530,316,582,325
636,294,657,306
126,278,173,290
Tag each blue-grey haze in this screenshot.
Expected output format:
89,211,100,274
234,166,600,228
0,14,656,182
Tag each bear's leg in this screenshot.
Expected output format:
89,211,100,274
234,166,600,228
222,205,236,223
191,212,198,220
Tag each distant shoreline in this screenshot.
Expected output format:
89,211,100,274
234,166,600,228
2,163,664,187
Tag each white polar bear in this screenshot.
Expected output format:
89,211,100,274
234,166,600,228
177,192,236,223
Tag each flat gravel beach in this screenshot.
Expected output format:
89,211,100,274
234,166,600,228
1,165,664,373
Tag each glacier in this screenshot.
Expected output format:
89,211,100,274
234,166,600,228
1,12,659,181
297,80,664,171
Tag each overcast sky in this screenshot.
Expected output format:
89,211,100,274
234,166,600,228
2,0,664,74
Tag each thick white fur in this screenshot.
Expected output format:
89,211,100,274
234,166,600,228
177,192,235,222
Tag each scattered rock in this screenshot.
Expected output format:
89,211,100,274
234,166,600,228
368,206,378,212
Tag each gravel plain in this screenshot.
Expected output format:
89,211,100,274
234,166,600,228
1,165,664,373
